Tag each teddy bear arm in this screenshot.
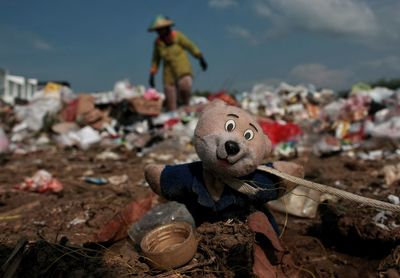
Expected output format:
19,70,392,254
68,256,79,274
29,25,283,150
272,161,304,195
144,164,166,195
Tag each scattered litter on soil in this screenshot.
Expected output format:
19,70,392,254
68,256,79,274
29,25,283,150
0,140,399,277
1,81,400,276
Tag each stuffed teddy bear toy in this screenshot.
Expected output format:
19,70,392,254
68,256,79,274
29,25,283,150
145,99,303,225
145,99,304,276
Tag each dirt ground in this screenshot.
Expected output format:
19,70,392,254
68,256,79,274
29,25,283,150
0,138,400,277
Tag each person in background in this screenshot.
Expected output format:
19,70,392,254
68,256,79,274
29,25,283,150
148,15,208,111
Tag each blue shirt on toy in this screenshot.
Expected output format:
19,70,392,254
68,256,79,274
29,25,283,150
160,161,281,230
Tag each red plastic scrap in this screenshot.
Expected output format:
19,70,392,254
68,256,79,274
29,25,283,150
15,170,63,193
258,119,302,145
248,212,284,252
208,91,238,106
163,118,180,129
252,244,277,278
59,98,79,122
93,193,154,243
344,123,365,142
248,211,299,278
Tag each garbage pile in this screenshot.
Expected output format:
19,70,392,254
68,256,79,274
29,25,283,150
241,82,400,159
0,80,167,154
1,80,399,160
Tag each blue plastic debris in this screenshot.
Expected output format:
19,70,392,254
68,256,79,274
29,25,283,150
84,177,108,185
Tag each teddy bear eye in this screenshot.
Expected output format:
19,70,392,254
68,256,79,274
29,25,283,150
244,129,254,140
225,119,236,132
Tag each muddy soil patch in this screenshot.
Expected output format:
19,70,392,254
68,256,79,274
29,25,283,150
308,203,400,259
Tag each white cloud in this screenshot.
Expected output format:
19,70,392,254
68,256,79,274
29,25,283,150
362,56,400,71
226,25,259,45
288,57,400,89
289,63,351,89
209,0,237,9
33,38,53,51
0,24,53,52
254,0,378,37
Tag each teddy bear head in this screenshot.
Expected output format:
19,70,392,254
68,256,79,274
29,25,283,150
194,99,272,177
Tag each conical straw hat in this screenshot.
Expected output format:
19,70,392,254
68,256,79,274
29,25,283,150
148,15,174,32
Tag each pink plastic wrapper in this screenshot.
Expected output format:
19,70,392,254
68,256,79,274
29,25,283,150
143,88,161,101
15,170,63,193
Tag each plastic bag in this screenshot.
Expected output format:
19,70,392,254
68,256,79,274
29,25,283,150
369,117,400,139
128,201,195,244
258,120,302,145
13,97,62,131
15,169,63,193
268,186,321,218
113,80,143,101
383,163,400,186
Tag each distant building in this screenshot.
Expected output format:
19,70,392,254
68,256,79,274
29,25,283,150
0,68,38,104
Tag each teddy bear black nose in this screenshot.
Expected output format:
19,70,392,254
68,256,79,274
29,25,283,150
225,140,240,156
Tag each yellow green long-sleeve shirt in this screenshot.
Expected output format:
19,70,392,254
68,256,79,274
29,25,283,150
150,30,202,85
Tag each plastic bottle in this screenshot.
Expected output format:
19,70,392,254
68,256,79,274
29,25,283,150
128,201,195,244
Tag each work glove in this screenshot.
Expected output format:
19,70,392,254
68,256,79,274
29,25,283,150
149,74,155,88
199,56,208,71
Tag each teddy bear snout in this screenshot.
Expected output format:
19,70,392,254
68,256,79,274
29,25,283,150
225,140,240,156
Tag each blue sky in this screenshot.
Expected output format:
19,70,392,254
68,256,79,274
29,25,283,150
1,0,400,92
